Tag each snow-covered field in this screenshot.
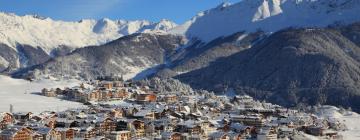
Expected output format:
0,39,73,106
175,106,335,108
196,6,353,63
0,75,85,113
317,106,360,140
340,113,360,140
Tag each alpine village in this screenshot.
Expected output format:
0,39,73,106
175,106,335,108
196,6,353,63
0,76,349,140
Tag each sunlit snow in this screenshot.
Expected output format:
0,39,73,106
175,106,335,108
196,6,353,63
0,75,85,113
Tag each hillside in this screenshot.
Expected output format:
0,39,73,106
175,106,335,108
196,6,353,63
14,33,185,80
176,24,360,112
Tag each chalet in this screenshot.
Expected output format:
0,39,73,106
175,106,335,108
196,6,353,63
102,82,113,90
323,130,340,139
153,119,176,134
100,91,111,101
209,132,230,140
33,127,62,140
68,89,86,102
122,107,139,117
306,125,326,136
43,118,56,128
154,109,167,119
136,93,157,103
56,128,75,140
144,122,156,137
131,120,145,138
32,132,45,140
278,126,294,138
133,109,156,120
13,112,32,122
0,121,7,130
199,121,217,136
41,88,57,97
257,127,277,140
96,118,116,135
113,81,124,87
30,115,44,123
49,129,62,140
109,108,124,119
0,113,14,130
230,123,254,136
161,132,182,140
177,120,202,135
78,127,97,139
87,90,101,101
164,95,178,103
231,114,265,127
232,133,249,140
109,131,131,140
55,118,76,128
112,89,128,99
116,120,132,131
0,127,33,140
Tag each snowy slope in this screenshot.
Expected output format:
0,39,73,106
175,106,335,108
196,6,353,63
0,12,177,53
170,0,360,42
0,75,85,113
316,106,360,140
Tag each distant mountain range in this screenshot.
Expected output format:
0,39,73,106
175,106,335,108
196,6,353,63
3,0,360,111
0,12,177,71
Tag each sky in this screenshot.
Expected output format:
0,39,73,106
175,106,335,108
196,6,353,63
0,0,240,24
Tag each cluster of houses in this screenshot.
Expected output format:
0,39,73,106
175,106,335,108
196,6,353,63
0,79,347,140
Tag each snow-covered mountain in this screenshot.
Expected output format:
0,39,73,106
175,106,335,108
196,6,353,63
171,0,360,42
13,33,186,80
0,12,177,53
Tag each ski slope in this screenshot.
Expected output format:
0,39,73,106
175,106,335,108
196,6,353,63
0,75,85,113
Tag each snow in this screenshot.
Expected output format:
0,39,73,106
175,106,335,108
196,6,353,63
2,0,359,52
0,75,85,113
170,0,360,42
316,105,360,140
339,113,360,140
301,132,320,140
123,65,151,80
108,56,156,80
0,56,9,68
0,12,177,54
316,106,344,119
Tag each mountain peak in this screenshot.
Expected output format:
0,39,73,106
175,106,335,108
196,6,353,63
171,0,360,42
215,1,232,10
0,12,177,53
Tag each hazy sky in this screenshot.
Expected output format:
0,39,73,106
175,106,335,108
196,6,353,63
0,0,240,23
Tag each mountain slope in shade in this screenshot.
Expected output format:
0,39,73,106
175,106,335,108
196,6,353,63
166,31,266,74
0,12,177,53
176,24,360,112
171,0,360,42
13,33,185,80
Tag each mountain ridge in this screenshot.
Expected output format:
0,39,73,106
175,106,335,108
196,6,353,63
171,0,360,42
175,24,360,112
0,12,178,53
